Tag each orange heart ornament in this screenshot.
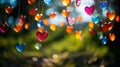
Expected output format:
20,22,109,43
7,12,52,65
107,12,116,21
49,12,56,18
43,19,49,26
35,14,43,21
88,21,94,28
50,24,57,31
13,25,22,33
109,33,116,41
5,6,14,14
24,23,30,30
66,26,73,34
27,0,36,5
61,9,70,17
74,31,83,39
62,0,71,6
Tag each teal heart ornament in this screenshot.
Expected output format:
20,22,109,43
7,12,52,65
92,15,100,24
44,0,52,6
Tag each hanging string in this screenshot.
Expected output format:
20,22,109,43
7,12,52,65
18,0,20,18
4,0,8,22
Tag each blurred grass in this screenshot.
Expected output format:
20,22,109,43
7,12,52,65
0,25,109,67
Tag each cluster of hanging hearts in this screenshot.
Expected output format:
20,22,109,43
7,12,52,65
0,0,120,52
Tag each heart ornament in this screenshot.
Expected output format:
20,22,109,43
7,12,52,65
36,31,48,42
16,43,26,52
68,17,76,26
85,6,94,15
0,22,9,33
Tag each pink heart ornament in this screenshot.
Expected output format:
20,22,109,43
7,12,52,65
0,22,9,33
85,6,94,15
68,17,76,26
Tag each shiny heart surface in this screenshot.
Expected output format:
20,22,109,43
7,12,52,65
66,26,73,34
74,31,83,39
5,6,14,14
92,15,100,24
19,15,26,22
44,0,52,5
13,25,22,33
24,23,30,30
35,14,43,21
16,43,25,52
76,0,81,7
88,21,94,28
0,22,9,33
37,20,44,28
107,12,116,21
89,28,96,35
109,33,116,41
76,16,82,22
115,15,120,22
99,1,108,10
38,27,44,33
29,8,37,16
61,9,70,17
36,31,48,42
50,24,57,31
101,36,107,45
85,6,94,15
27,0,36,5
68,17,76,26
62,0,71,6
49,12,56,18
43,19,49,26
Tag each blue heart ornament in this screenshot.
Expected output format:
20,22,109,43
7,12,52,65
16,43,26,52
99,1,109,10
37,20,44,28
101,36,107,45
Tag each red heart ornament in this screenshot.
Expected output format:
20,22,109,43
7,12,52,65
106,22,113,31
36,31,48,42
29,8,38,16
5,6,14,14
89,28,96,35
19,15,26,22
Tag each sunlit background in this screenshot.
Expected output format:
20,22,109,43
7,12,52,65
0,0,120,67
